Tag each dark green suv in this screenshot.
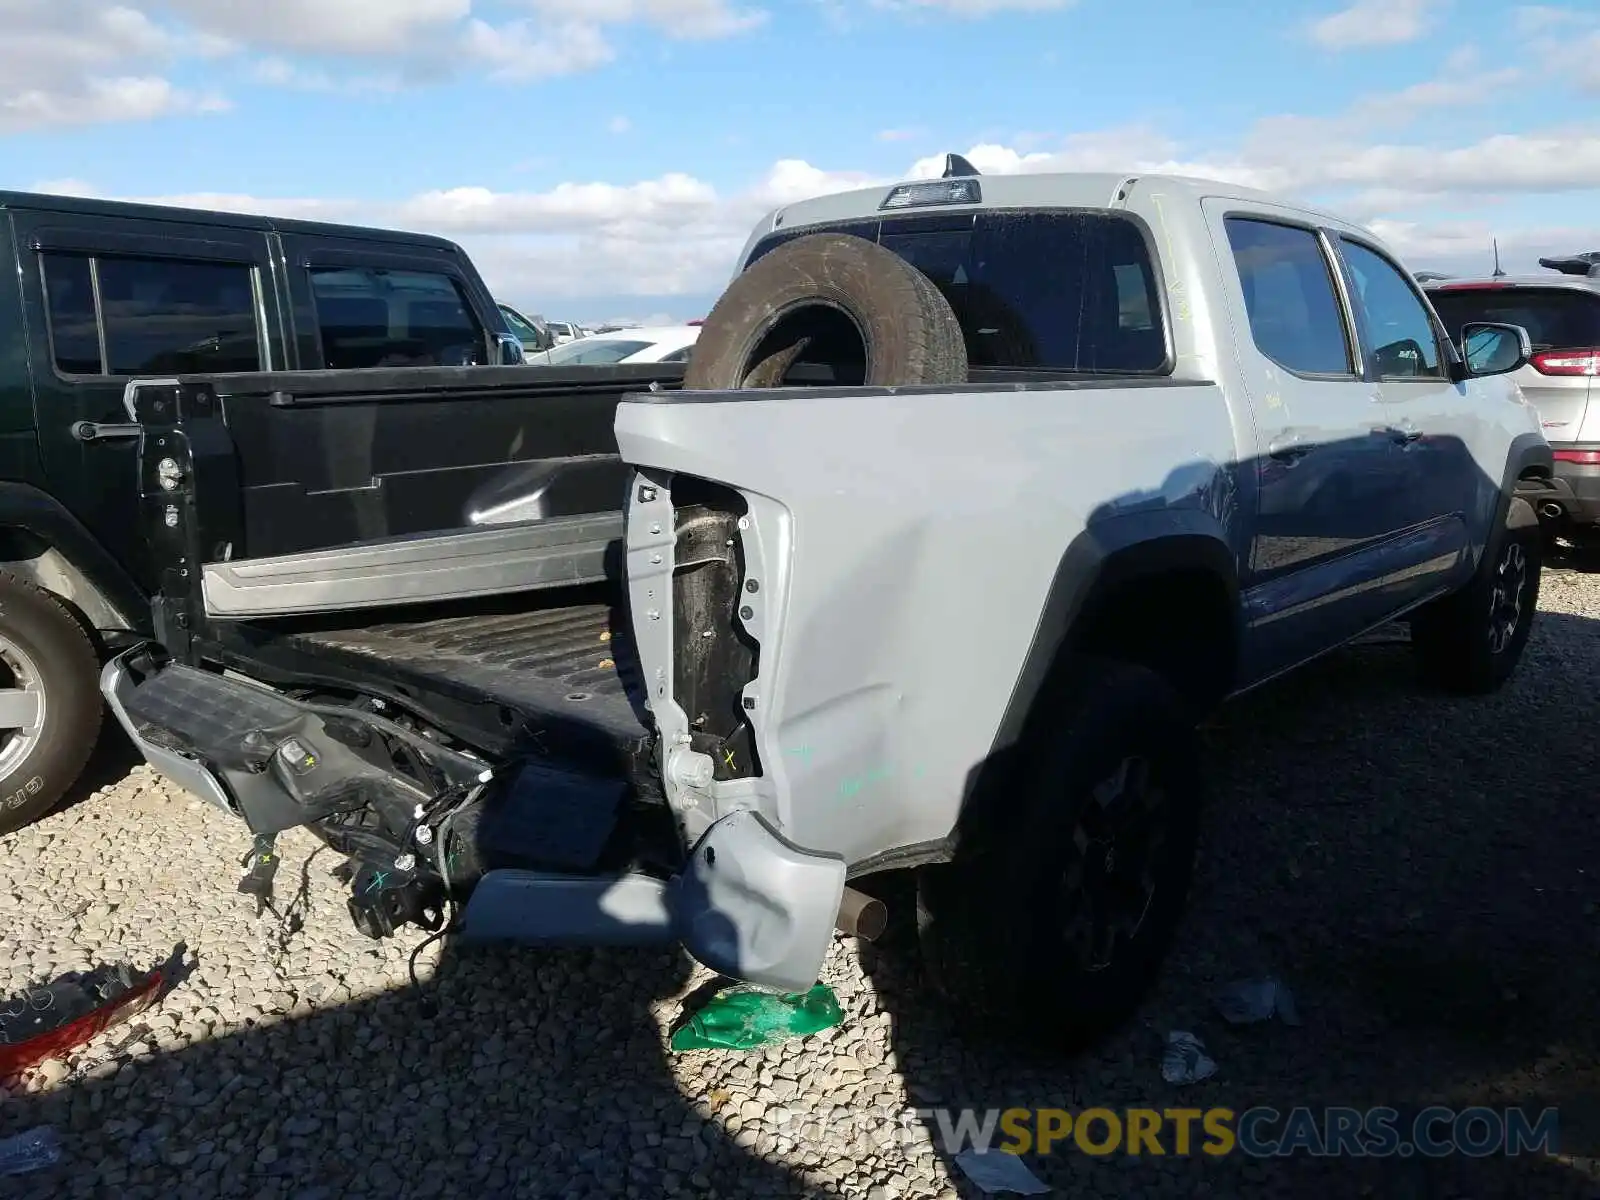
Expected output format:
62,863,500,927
0,190,520,835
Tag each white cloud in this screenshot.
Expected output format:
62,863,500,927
0,0,776,128
1371,219,1600,276
158,0,471,56
0,1,230,132
1514,4,1591,34
24,40,1600,307
1308,0,1439,49
608,115,633,134
518,0,769,39
867,0,1078,13
1520,8,1600,92
457,18,616,81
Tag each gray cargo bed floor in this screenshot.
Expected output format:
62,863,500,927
283,602,650,744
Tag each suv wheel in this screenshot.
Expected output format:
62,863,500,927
916,655,1205,1052
0,573,103,836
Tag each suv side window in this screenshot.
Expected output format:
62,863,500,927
41,254,102,375
1337,238,1445,379
97,257,261,375
39,252,262,376
1224,217,1354,377
310,267,485,369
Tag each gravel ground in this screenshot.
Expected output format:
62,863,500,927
4,563,1600,1198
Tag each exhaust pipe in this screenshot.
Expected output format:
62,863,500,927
835,886,887,941
1540,501,1565,522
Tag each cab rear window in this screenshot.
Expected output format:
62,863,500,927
746,210,1168,374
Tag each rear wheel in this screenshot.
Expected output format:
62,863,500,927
1412,497,1542,694
0,573,103,836
917,656,1205,1052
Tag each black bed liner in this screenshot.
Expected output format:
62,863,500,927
211,585,655,784
289,602,646,734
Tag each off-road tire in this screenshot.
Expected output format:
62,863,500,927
917,655,1206,1053
1411,496,1542,694
684,232,968,390
0,573,103,836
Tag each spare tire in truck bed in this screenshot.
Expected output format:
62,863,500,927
684,232,969,389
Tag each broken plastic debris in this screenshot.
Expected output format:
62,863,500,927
952,1148,1051,1196
0,963,164,1078
1212,976,1302,1027
1161,1030,1218,1084
0,1126,62,1176
669,982,842,1051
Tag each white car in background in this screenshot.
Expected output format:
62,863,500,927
545,320,587,345
538,324,700,366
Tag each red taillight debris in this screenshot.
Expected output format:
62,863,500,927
0,964,165,1079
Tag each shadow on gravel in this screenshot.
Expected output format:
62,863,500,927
48,716,142,821
0,936,830,1198
19,615,1596,1200
1545,541,1600,575
856,613,1600,1199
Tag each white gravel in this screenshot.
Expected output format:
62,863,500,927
4,563,1600,1197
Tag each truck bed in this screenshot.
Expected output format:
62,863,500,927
215,585,654,778
288,601,647,736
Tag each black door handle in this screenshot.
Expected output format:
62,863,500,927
71,421,141,443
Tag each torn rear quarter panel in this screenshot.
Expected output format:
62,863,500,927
616,381,1240,871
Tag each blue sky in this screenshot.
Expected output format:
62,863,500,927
3,0,1598,324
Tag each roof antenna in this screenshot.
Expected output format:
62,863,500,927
942,153,980,179
1491,237,1506,278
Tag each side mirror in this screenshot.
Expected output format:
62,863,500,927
1459,321,1532,378
492,332,526,366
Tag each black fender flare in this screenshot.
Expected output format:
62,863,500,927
990,512,1241,755
0,482,148,632
1503,433,1552,516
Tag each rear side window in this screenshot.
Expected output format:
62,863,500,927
310,267,485,369
1427,286,1600,351
39,252,262,376
1225,218,1353,377
748,211,1169,374
1337,238,1444,379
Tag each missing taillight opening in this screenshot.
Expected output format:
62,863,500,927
670,477,762,782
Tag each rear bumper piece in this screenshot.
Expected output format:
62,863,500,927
100,646,482,835
1555,460,1600,525
461,809,846,994
1522,453,1600,526
102,652,238,817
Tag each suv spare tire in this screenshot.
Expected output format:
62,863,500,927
684,232,968,390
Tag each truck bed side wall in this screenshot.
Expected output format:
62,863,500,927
617,379,1239,869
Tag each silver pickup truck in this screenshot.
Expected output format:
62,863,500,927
101,163,1550,1050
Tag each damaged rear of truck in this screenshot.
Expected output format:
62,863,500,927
99,360,858,997
104,165,1547,1046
